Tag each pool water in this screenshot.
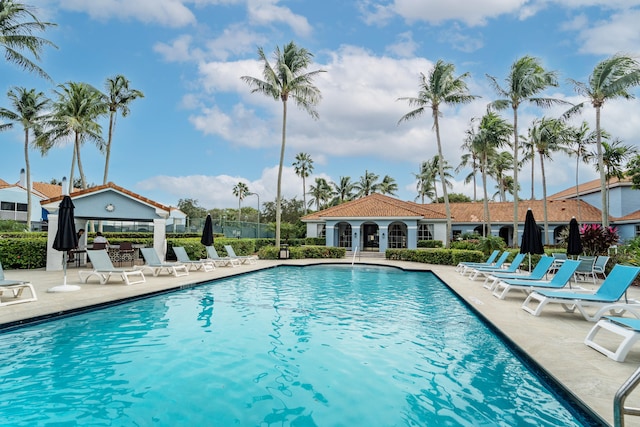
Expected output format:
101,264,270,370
0,265,597,426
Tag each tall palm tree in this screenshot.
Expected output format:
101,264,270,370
308,177,332,211
488,151,514,202
398,60,478,247
471,111,512,236
457,123,480,201
292,152,314,214
0,86,50,231
487,56,562,247
566,54,640,227
430,155,454,202
354,170,380,197
379,175,398,196
102,75,144,184
566,121,598,221
528,117,569,243
232,182,250,216
241,42,325,248
414,161,434,203
39,82,106,193
0,0,56,79
330,176,355,205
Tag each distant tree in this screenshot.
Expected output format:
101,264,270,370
178,198,207,221
590,139,638,215
379,175,398,196
627,154,640,189
565,121,598,221
241,41,325,248
457,124,481,201
102,74,144,184
398,60,478,246
414,161,434,204
354,170,380,197
0,87,50,231
330,176,356,205
292,152,314,214
232,182,250,215
436,193,471,203
262,197,305,224
0,0,57,79
488,151,515,202
487,55,563,247
308,177,332,211
565,54,640,227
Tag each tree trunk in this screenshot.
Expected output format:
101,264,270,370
75,132,87,189
103,111,115,184
302,175,307,215
68,139,77,194
512,107,520,248
540,152,550,245
596,106,608,227
24,130,32,231
434,113,451,247
575,150,581,222
481,157,491,236
275,100,288,248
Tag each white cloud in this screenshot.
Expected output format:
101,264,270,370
388,0,528,26
385,31,419,58
247,0,313,36
573,10,640,55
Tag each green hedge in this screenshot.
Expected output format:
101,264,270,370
0,237,48,269
417,240,443,248
258,245,345,260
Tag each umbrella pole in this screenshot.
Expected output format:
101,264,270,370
47,252,81,293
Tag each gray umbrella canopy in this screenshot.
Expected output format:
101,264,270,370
201,214,214,246
567,217,583,256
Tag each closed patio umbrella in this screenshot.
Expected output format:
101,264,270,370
520,208,544,271
201,214,214,247
566,217,583,258
48,195,81,292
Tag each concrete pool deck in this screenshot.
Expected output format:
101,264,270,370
1,258,639,426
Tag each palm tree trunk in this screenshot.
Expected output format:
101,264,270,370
75,133,87,189
275,99,288,248
434,114,451,247
575,151,581,222
540,153,550,244
596,106,608,227
302,175,307,215
69,140,77,194
530,145,535,200
24,130,32,231
103,111,115,184
512,107,520,248
481,159,491,236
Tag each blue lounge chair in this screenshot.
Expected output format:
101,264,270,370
492,259,580,300
0,260,37,306
483,256,554,290
455,250,500,273
173,246,215,272
460,251,510,276
468,253,526,281
584,316,640,362
79,249,146,285
138,248,189,277
522,265,640,321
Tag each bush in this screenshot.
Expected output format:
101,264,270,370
258,245,345,260
417,240,443,248
580,224,619,256
0,237,47,269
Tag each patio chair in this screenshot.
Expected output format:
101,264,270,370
117,241,136,267
491,259,581,300
548,253,568,274
455,250,500,273
483,256,555,290
138,248,189,277
460,251,510,276
0,260,37,307
521,265,640,321
467,253,525,281
205,246,240,267
79,249,145,285
592,256,610,280
173,246,215,272
584,316,640,362
573,256,597,285
224,245,258,264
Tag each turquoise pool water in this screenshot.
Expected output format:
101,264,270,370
0,265,598,426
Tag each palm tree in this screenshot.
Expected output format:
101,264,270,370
528,117,569,243
292,152,314,214
487,56,563,247
566,54,640,227
414,161,434,203
471,111,512,236
102,75,144,184
330,176,355,205
566,121,598,221
430,155,454,202
457,124,480,201
241,42,325,248
488,151,514,202
308,177,332,211
232,182,250,216
0,0,56,79
354,170,380,197
39,82,106,192
0,87,50,231
379,175,398,196
398,60,478,247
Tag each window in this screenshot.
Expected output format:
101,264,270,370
16,203,27,212
636,225,640,237
418,223,434,241
388,223,407,249
1,201,15,211
317,224,326,238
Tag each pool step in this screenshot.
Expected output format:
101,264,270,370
346,251,386,259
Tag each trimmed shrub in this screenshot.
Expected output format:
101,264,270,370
258,245,345,260
417,240,443,248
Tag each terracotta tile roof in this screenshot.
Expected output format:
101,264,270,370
0,178,9,188
301,193,446,220
32,182,63,199
549,177,632,200
40,182,171,212
615,210,640,222
302,194,604,224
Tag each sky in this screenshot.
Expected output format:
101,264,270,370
2,0,640,211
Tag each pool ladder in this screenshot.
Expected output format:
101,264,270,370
351,246,359,265
615,365,640,426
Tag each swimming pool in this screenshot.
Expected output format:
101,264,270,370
0,264,599,426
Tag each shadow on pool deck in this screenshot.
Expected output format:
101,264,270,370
2,258,638,426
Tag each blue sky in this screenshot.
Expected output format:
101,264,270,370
2,0,640,210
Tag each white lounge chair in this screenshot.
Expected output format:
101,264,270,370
521,265,640,321
79,249,146,285
138,248,189,277
483,256,554,290
0,261,37,306
584,316,640,362
173,246,215,272
492,259,580,300
224,245,258,265
205,246,240,267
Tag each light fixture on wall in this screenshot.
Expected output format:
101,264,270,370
354,231,358,237
382,232,386,238
105,203,115,212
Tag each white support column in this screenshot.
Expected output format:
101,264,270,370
46,213,62,271
153,218,167,260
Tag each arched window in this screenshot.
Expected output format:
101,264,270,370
388,223,407,249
